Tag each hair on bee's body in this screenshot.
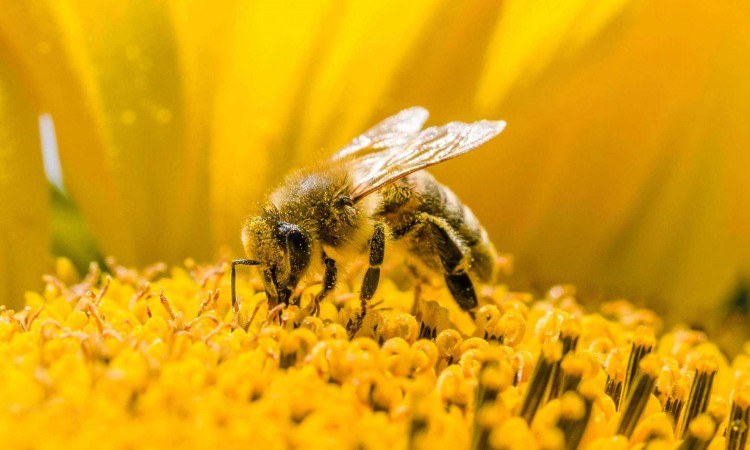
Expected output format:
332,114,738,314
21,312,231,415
235,106,506,336
377,170,498,285
242,165,378,274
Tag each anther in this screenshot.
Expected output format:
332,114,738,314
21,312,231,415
605,348,626,407
676,413,716,450
548,316,581,400
678,355,718,438
519,340,563,424
555,390,593,450
664,375,690,429
470,360,513,450
726,387,750,450
616,353,661,437
619,326,656,411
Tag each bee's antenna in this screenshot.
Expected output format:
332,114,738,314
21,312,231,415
231,259,260,308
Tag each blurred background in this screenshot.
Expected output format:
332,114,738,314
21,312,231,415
0,1,748,337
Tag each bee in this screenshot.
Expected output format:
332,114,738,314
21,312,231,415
231,107,505,335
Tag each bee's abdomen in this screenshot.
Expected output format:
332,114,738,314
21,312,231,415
378,171,497,282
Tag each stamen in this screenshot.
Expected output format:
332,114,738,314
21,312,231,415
418,301,451,341
558,353,589,395
655,358,679,402
514,350,533,387
519,341,563,423
470,360,513,450
475,305,502,342
630,412,674,446
437,365,471,411
555,390,592,450
664,375,690,429
619,326,656,411
726,387,750,450
678,355,718,438
408,396,430,450
94,275,111,306
616,353,661,437
159,291,177,321
548,316,581,400
670,329,708,365
676,413,715,450
498,310,526,348
279,328,318,369
605,348,626,407
435,329,462,371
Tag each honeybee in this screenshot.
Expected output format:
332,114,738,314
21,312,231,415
231,107,505,335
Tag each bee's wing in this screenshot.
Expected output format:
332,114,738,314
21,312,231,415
331,106,430,161
349,119,506,201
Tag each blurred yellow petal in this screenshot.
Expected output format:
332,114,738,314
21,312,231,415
0,52,49,308
67,0,210,263
0,0,134,262
0,1,222,265
294,0,440,160
477,0,631,106
438,1,750,323
384,0,504,123
209,1,338,248
168,0,240,259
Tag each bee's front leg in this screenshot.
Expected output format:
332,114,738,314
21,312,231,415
348,222,386,337
231,259,260,309
310,252,337,316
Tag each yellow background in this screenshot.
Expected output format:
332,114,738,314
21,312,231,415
0,0,748,326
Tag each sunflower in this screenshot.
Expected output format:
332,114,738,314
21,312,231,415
1,2,748,337
1,258,749,449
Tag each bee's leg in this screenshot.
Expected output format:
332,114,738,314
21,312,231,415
349,222,386,337
393,214,477,311
310,253,337,316
425,217,477,310
231,259,260,309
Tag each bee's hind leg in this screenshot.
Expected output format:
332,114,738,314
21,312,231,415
429,217,478,311
394,214,477,311
348,222,386,338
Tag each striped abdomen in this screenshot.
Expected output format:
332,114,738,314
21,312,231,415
376,170,497,283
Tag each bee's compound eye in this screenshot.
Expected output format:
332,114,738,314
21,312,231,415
286,229,307,249
280,224,312,278
277,223,312,265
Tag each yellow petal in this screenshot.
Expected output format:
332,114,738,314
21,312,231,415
66,0,212,263
383,0,504,123
293,0,440,160
477,0,631,107
0,52,49,309
442,1,750,322
0,0,135,262
167,0,241,259
209,1,338,248
0,0,222,265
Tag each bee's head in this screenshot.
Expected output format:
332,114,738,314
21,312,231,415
242,212,313,305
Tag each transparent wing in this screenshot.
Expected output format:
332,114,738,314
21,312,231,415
349,119,507,201
330,106,430,161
